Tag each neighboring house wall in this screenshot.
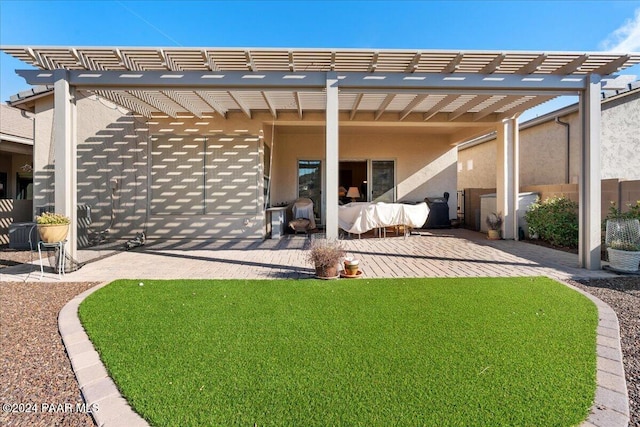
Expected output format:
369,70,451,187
271,129,458,220
0,104,33,200
601,89,640,180
519,114,582,185
1,103,33,139
0,104,34,244
458,86,640,190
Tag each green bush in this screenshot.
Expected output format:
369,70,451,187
525,196,578,248
605,200,640,222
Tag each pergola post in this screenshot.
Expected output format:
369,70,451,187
496,117,519,240
53,69,77,259
325,73,339,240
579,75,602,270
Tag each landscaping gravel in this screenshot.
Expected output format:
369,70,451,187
1,248,639,425
1,281,98,427
569,276,640,427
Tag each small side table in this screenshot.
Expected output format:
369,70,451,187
38,240,66,280
266,207,288,239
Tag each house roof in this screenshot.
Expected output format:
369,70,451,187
3,46,639,125
8,85,54,104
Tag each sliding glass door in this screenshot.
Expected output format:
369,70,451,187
371,160,395,202
298,160,322,222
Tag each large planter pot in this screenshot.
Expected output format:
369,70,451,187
38,224,69,243
487,229,500,240
315,264,339,279
607,248,640,272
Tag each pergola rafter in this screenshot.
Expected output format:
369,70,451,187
4,45,638,271
5,47,638,120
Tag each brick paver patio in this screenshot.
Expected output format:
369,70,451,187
1,228,616,282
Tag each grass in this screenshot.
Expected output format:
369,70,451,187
79,277,597,426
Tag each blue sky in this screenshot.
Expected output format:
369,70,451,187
2,0,640,119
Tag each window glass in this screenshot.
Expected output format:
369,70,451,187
298,160,321,219
371,160,395,202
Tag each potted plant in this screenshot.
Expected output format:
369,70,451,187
36,212,70,243
306,238,345,279
486,212,503,240
343,256,360,276
605,218,640,272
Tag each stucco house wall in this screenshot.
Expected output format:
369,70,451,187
271,129,458,220
26,92,458,241
457,138,496,190
601,89,640,180
0,103,33,200
32,93,266,241
458,85,640,191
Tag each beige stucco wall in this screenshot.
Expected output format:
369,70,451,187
458,88,640,190
271,128,458,221
457,139,497,190
33,94,266,241
31,92,461,240
33,97,55,213
1,104,33,140
519,115,582,185
601,90,640,180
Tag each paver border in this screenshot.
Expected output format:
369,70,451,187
59,278,629,427
561,280,631,427
59,281,149,427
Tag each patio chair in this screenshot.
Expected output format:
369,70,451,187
289,197,316,233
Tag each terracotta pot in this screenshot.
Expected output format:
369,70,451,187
38,224,69,243
315,265,339,279
345,264,359,275
487,229,500,240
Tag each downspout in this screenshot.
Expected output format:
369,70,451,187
555,117,570,184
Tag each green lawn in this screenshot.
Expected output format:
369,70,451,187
79,277,597,427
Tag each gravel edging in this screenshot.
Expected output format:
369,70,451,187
0,282,98,427
569,277,640,427
1,270,636,426
560,280,630,427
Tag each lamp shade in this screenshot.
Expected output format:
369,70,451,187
346,187,361,199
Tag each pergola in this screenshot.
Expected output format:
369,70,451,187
3,46,639,269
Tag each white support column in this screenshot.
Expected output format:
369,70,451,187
325,73,339,240
54,69,77,259
579,75,602,270
496,117,519,240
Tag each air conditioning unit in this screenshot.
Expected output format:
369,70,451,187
8,222,38,249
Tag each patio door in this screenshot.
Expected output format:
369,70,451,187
370,160,395,202
298,160,322,224
338,160,396,202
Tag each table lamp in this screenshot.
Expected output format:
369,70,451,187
346,186,361,202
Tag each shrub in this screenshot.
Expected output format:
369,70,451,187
525,196,578,248
605,200,640,222
306,238,345,269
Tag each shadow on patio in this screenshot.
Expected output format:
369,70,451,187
0,228,616,282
